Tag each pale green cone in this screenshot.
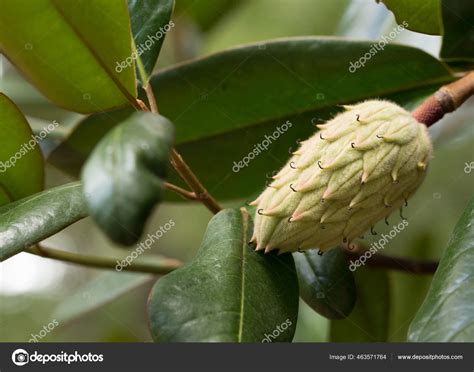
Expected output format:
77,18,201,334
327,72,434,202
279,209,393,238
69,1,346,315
250,100,432,254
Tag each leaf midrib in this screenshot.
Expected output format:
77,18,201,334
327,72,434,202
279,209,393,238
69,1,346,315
237,207,249,342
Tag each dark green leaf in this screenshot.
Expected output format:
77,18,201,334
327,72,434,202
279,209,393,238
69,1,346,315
54,271,152,323
379,0,442,35
49,38,453,200
0,0,136,113
330,268,390,341
128,0,174,84
440,0,474,64
82,112,174,246
294,248,356,319
0,93,44,206
148,208,299,342
0,182,87,261
408,197,474,342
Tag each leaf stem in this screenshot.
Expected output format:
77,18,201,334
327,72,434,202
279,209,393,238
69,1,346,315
412,70,474,126
343,246,438,274
27,244,182,275
164,182,197,201
144,83,222,214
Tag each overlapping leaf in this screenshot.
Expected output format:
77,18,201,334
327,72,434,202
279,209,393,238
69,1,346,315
294,248,356,319
128,0,174,84
82,112,174,245
379,0,441,35
0,0,136,113
0,93,44,206
408,197,474,341
148,208,299,342
0,182,87,261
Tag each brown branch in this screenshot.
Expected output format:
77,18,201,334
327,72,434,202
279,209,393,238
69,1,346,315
343,246,439,274
412,71,474,126
144,84,222,214
164,182,198,201
28,244,182,275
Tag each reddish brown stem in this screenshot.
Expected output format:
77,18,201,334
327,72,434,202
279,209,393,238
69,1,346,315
412,71,474,126
344,248,438,274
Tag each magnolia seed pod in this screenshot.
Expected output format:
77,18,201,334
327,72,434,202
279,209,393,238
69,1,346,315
250,100,432,254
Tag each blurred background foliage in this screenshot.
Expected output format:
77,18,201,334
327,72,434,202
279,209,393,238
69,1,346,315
0,0,472,342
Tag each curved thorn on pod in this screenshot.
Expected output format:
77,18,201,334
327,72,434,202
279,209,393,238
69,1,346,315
404,198,408,207
385,216,389,225
356,114,360,122
400,208,407,221
371,226,377,235
376,134,383,139
290,161,296,169
318,160,324,169
320,132,325,140
317,250,324,256
258,209,264,215
288,216,293,223
289,184,296,192
351,142,356,148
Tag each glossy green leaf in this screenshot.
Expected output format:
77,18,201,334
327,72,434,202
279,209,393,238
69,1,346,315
0,0,136,113
128,0,174,84
0,93,44,206
379,0,442,35
49,38,453,200
82,112,174,246
294,248,356,320
440,0,474,64
0,182,87,261
408,197,474,341
330,268,390,341
148,208,299,342
54,271,152,323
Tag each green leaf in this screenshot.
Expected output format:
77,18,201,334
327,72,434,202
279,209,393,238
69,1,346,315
330,268,390,341
148,208,299,342
82,112,174,246
49,38,453,200
0,93,44,206
128,0,174,84
440,0,474,64
0,182,87,261
0,0,136,113
408,197,474,342
294,248,356,320
379,0,442,35
54,271,152,323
